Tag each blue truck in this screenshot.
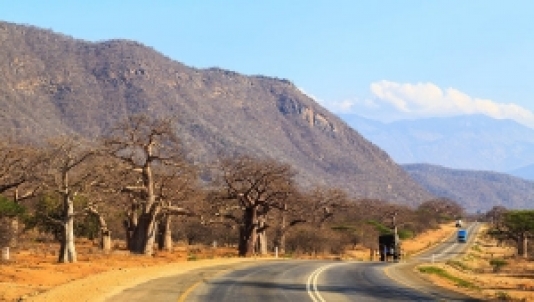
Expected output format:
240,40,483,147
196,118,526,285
457,229,468,243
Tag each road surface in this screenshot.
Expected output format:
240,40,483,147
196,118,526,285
108,223,482,301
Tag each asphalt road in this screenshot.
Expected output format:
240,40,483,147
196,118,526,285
108,223,482,302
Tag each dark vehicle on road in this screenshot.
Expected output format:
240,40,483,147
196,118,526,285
379,233,401,262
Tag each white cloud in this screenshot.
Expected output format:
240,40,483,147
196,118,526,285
315,81,534,128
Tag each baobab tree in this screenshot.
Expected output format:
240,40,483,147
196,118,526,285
212,155,296,257
84,200,113,252
417,198,464,227
272,186,348,254
488,210,534,258
0,141,43,247
105,115,197,255
40,137,104,263
0,141,35,194
155,168,201,251
0,141,43,206
486,205,508,227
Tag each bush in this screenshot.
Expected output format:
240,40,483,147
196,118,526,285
494,291,513,301
366,220,393,235
418,266,477,289
0,196,25,248
286,226,346,256
0,196,25,218
489,258,508,273
446,260,471,271
471,244,482,253
397,229,414,240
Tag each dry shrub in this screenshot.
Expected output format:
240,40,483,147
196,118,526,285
286,225,347,256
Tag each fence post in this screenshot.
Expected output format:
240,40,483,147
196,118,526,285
1,247,9,261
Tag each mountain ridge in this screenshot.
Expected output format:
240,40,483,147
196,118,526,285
403,163,534,212
0,20,433,206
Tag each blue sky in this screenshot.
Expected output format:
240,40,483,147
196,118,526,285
2,1,534,127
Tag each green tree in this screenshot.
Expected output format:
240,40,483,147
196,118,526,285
0,195,25,218
25,193,63,241
489,210,534,258
0,195,26,247
503,210,534,258
26,193,101,243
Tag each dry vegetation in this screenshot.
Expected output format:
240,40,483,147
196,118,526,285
416,224,534,301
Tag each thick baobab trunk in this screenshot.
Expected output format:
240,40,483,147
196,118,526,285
98,218,112,253
87,206,112,253
239,207,258,257
128,166,160,256
58,197,77,263
157,215,173,251
257,232,268,255
129,158,159,255
101,229,112,252
124,200,164,255
124,205,138,251
256,215,268,255
276,208,287,254
144,218,157,255
130,212,158,255
274,230,286,255
124,219,134,251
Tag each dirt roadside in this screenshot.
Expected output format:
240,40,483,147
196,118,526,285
26,258,261,302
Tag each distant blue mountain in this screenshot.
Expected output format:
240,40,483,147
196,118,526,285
508,164,534,181
403,163,534,212
338,114,534,175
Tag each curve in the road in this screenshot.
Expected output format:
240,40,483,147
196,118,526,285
109,223,483,302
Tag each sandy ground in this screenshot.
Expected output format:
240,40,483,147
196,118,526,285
3,223,525,302
26,258,260,302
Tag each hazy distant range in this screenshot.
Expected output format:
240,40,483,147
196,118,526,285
339,114,534,181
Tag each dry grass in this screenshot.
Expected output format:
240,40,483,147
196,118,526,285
402,223,458,256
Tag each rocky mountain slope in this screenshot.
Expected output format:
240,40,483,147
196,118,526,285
404,164,534,212
341,114,534,174
0,21,433,206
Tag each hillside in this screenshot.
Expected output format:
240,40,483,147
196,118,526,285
341,114,534,173
0,21,433,205
403,163,534,212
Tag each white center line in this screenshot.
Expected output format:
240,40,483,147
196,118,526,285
306,263,344,302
